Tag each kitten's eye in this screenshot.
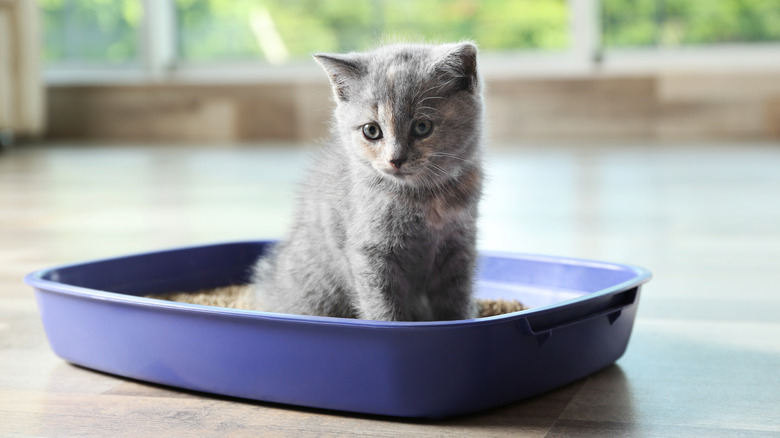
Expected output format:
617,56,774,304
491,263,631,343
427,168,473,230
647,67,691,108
362,122,383,141
411,119,433,138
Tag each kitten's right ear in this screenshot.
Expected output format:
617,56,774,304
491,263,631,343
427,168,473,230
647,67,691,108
313,53,367,102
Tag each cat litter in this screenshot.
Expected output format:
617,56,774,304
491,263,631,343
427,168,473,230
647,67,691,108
147,284,528,317
25,241,650,418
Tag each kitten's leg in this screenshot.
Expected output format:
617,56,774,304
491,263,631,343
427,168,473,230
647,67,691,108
427,240,479,321
348,247,416,321
348,239,478,321
350,262,397,321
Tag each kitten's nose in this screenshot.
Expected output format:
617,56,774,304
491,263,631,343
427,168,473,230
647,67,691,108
389,157,407,169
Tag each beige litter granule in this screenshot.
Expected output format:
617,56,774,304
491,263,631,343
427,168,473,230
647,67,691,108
150,284,255,310
149,285,527,318
475,298,528,317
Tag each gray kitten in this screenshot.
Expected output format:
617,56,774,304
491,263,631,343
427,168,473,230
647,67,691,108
251,42,484,321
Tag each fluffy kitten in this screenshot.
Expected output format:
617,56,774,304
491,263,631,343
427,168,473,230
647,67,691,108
251,42,484,321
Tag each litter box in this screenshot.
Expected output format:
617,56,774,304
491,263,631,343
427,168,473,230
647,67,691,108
25,241,651,418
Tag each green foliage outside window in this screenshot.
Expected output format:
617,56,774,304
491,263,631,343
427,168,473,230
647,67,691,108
602,0,780,47
175,0,569,63
38,0,780,66
39,0,142,65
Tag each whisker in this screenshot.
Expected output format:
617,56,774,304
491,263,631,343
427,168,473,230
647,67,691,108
415,106,440,115
425,164,459,202
429,152,471,163
417,96,444,104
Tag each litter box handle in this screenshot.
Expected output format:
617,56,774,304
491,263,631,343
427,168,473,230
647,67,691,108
515,287,638,343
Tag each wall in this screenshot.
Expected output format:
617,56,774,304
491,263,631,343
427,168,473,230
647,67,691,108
0,0,45,139
45,71,780,143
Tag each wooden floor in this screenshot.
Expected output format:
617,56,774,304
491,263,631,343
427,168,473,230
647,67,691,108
2,140,779,437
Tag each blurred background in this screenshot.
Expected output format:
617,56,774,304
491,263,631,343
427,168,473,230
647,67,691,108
3,0,780,144
2,0,780,267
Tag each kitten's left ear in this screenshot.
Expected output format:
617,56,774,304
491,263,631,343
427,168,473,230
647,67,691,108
432,42,479,94
313,53,367,102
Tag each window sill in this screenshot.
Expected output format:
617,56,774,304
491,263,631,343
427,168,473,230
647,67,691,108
44,44,780,87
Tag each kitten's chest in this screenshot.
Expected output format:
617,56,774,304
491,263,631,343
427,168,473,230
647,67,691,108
423,194,472,231
362,191,472,236
344,169,481,239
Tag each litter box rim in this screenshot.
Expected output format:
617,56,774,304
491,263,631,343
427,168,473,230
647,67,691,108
23,240,651,329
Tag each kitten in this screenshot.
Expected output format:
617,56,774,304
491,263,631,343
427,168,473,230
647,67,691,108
251,42,484,321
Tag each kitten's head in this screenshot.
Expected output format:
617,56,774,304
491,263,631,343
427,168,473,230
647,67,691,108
314,42,482,188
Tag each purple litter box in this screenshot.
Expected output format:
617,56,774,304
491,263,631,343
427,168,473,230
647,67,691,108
26,241,650,418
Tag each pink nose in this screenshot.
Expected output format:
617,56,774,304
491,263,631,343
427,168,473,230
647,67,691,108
390,157,407,169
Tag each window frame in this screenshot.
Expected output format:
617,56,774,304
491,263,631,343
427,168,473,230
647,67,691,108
42,0,780,86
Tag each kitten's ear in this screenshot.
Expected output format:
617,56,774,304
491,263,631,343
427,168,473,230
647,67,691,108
432,42,479,94
313,53,367,102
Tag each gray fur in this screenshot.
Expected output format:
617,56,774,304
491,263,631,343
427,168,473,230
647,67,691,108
251,42,484,321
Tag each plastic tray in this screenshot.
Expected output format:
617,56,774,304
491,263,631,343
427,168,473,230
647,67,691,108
25,241,651,418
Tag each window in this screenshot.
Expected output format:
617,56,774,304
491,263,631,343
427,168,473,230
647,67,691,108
39,0,142,66
602,0,780,48
175,0,570,64
40,0,780,80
